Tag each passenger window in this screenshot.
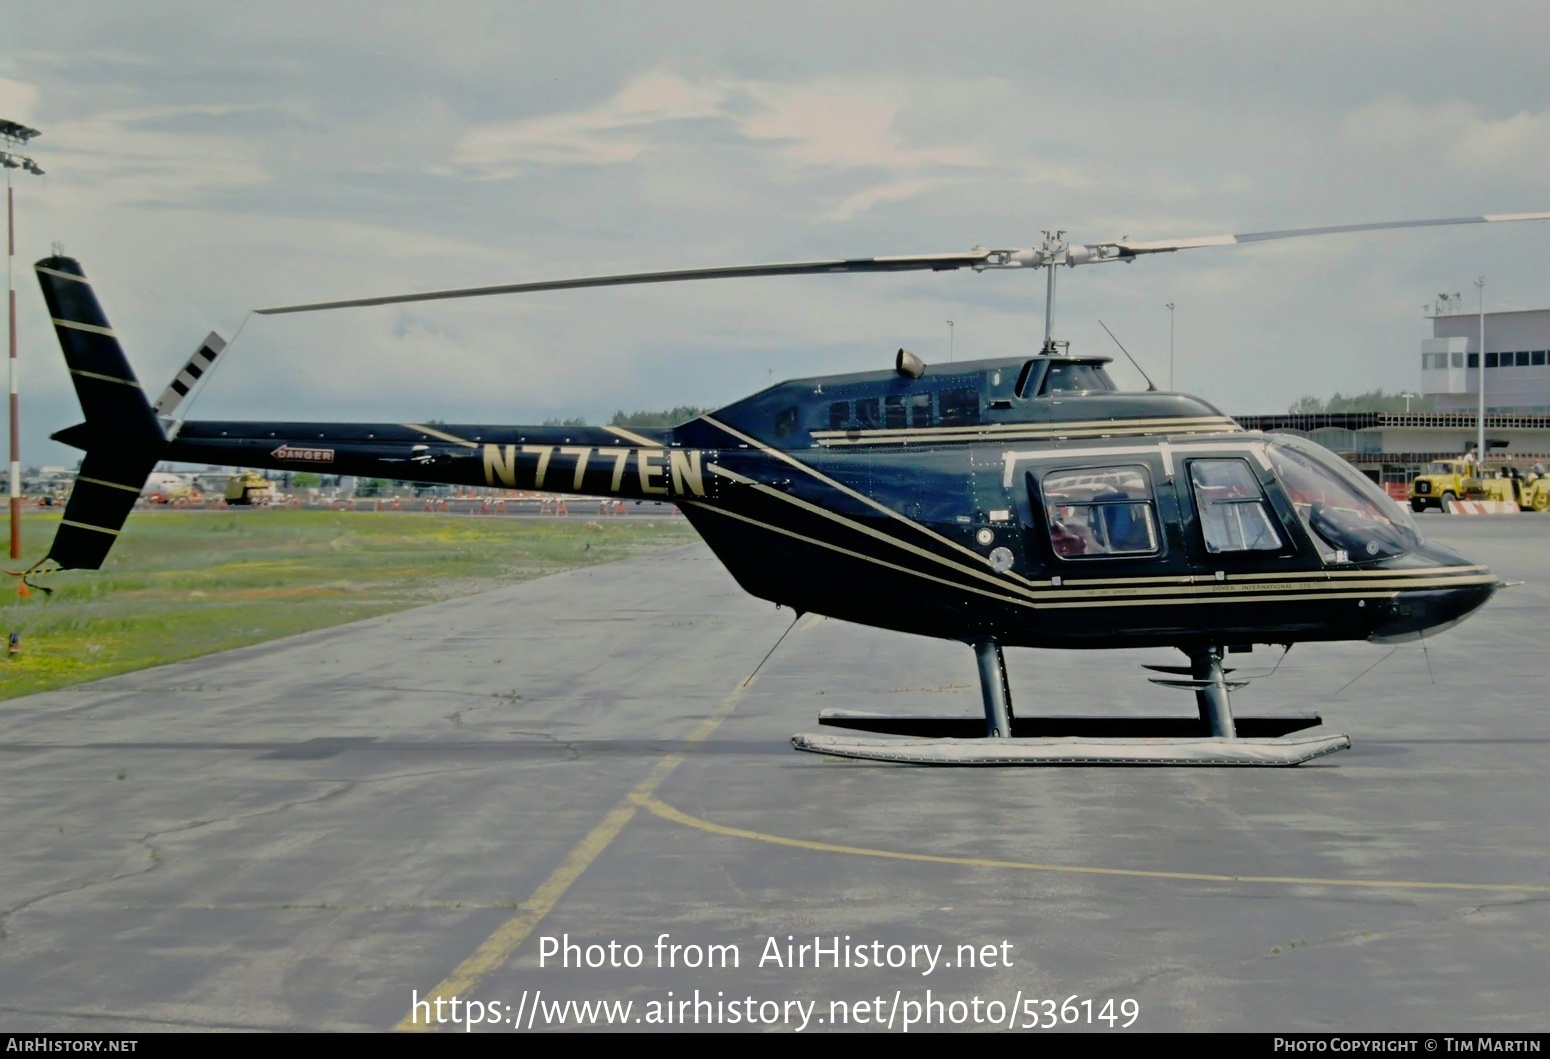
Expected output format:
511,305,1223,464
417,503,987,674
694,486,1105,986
1039,465,1161,560
909,392,934,427
774,406,798,439
828,401,849,430
939,387,980,426
1189,459,1282,553
855,397,882,429
884,395,907,428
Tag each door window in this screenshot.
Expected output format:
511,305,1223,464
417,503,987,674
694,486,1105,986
1188,458,1282,553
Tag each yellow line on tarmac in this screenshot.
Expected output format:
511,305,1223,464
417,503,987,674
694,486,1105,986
393,679,754,1032
634,794,1550,896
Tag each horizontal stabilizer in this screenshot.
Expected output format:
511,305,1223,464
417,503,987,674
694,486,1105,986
50,421,94,451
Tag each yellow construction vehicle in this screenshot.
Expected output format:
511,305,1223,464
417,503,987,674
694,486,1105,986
1510,469,1550,512
1410,459,1507,512
1409,459,1550,512
224,470,276,506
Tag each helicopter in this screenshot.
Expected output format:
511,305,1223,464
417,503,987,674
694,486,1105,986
29,211,1546,766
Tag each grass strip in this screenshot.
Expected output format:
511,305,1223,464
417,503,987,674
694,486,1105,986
1,509,698,699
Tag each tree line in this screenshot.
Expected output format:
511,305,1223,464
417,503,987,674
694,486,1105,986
1287,390,1435,414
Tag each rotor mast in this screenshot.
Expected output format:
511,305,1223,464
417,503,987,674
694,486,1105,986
1041,231,1063,355
1047,229,1060,353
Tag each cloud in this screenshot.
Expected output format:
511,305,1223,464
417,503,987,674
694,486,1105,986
824,178,962,222
1341,94,1550,185
448,67,994,221
450,69,728,176
738,76,983,171
42,103,274,206
0,77,41,121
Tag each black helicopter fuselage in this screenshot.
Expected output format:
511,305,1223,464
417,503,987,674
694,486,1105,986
155,353,1495,652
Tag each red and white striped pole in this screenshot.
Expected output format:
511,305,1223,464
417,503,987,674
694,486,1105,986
2,120,42,561
8,170,19,559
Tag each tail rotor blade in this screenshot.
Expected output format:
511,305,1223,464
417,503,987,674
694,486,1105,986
154,332,227,418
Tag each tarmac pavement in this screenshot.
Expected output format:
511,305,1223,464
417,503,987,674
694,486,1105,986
1,516,1547,1032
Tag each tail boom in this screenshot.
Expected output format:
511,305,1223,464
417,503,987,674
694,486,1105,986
166,421,715,502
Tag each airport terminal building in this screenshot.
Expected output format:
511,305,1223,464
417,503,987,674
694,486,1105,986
1236,303,1550,486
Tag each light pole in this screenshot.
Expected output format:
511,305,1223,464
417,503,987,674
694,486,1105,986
1166,303,1175,389
1,119,44,561
1399,391,1420,413
946,319,954,363
1475,276,1486,466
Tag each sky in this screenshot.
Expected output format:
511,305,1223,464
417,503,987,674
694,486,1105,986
5,2,1550,467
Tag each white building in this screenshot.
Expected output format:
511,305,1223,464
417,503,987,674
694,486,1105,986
1420,303,1550,414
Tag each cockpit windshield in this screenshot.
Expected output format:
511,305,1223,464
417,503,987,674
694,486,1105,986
1266,435,1422,562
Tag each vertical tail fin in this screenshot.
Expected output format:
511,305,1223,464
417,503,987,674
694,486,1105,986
34,257,167,570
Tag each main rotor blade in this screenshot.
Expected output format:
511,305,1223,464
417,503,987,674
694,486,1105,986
1109,212,1550,256
255,250,996,315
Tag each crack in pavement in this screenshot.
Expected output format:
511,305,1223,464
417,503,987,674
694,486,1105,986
0,781,358,939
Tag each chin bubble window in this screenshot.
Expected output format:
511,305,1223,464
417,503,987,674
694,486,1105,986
1188,458,1283,553
1039,465,1161,559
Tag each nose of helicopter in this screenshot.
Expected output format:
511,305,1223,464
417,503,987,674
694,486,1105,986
1368,540,1499,644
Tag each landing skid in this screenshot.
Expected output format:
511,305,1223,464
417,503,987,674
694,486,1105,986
792,641,1351,767
791,731,1351,767
814,710,1326,739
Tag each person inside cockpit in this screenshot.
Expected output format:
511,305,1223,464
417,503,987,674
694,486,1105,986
1267,436,1421,562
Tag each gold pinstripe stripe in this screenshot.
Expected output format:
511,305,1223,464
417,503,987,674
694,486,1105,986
687,500,1494,612
1047,590,1395,610
69,368,140,387
811,417,1241,446
603,425,665,449
810,416,1237,440
1030,565,1489,589
705,463,1047,602
684,501,1045,612
61,520,120,536
52,318,117,337
702,415,1044,589
815,428,1233,447
36,265,89,283
1034,574,1497,603
76,475,142,494
402,423,479,448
